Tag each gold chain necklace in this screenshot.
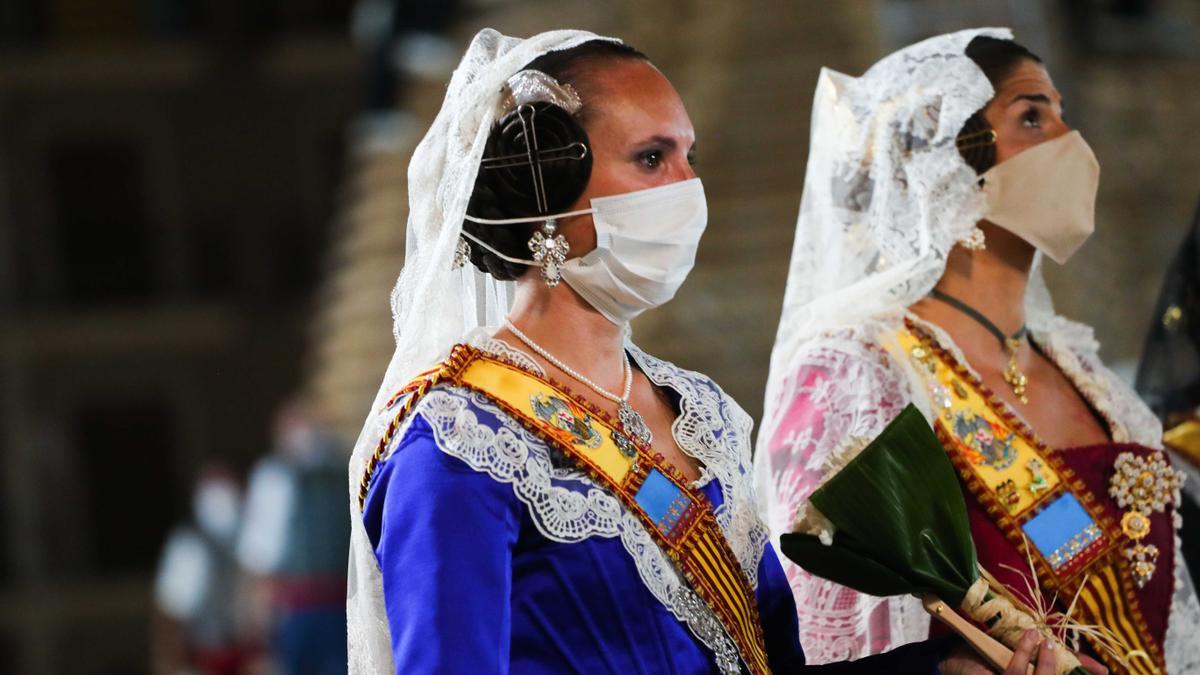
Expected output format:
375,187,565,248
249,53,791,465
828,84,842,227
928,289,1030,404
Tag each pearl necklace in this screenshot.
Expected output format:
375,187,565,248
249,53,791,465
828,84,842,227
503,319,653,451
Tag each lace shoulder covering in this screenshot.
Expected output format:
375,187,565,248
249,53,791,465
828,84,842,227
757,319,927,530
753,318,932,663
628,346,768,583
381,360,751,669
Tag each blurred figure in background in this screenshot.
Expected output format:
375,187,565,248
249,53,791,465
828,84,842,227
1136,194,1200,573
153,465,252,675
238,400,350,675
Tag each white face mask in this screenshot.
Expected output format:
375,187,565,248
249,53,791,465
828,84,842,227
981,130,1099,264
193,480,241,543
463,177,708,325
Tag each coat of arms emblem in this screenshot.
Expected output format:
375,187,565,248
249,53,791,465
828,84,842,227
530,393,603,449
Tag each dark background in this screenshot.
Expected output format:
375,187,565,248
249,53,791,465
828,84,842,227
1,1,1197,673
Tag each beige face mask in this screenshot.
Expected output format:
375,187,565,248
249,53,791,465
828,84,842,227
981,130,1100,264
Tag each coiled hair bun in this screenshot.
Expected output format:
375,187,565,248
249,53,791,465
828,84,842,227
461,39,648,281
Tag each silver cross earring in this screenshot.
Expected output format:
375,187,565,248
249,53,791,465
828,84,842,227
528,219,569,286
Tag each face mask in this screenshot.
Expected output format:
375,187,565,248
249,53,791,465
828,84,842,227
981,130,1099,264
193,480,241,543
463,178,708,325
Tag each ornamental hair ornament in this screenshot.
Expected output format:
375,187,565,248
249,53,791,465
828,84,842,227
452,237,471,269
497,69,583,116
954,127,998,151
464,68,593,285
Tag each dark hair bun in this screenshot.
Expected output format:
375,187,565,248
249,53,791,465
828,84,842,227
956,36,1042,175
462,101,592,281
481,102,592,216
956,112,997,175
462,181,535,281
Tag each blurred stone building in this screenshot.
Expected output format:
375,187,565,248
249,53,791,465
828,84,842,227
0,1,361,673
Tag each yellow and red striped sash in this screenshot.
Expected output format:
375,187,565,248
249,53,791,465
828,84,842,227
360,344,771,675
899,324,1166,674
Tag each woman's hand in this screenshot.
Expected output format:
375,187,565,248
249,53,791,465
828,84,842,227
938,630,1108,675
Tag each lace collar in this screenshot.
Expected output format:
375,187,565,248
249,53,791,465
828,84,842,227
459,327,765,575
466,328,740,490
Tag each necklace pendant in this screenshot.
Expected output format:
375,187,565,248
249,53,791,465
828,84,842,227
1003,351,1029,404
618,401,652,447
611,429,637,459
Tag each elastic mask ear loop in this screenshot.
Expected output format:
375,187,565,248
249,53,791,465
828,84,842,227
463,207,593,225
459,230,537,266
459,224,573,286
461,207,594,286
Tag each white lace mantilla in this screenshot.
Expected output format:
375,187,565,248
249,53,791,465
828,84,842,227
754,313,1200,670
378,336,766,672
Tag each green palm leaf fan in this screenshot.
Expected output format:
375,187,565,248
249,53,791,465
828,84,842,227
779,404,1089,675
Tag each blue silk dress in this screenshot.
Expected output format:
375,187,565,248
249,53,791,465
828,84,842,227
362,342,949,673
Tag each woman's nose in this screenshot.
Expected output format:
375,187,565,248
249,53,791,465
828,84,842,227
671,159,697,182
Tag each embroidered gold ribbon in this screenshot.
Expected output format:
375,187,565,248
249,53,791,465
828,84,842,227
898,325,1166,675
360,344,771,675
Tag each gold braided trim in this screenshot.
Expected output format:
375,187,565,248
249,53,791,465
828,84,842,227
900,322,1167,673
356,347,474,511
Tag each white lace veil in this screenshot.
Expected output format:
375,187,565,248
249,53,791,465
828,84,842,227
345,28,618,673
760,27,1091,446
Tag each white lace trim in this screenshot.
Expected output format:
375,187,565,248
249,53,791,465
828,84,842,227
629,345,769,588
1165,530,1200,673
754,317,931,663
380,337,764,672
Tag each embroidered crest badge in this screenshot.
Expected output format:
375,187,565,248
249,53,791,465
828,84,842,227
950,410,1018,470
530,393,603,449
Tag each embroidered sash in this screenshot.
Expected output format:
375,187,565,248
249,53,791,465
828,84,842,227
359,344,771,675
898,323,1168,674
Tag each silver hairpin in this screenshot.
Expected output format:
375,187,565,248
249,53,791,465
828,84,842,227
497,69,582,117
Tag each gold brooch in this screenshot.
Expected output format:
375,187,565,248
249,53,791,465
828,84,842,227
1108,451,1185,588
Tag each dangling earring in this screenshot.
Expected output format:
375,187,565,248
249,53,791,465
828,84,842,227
452,236,471,269
959,226,986,251
528,218,569,287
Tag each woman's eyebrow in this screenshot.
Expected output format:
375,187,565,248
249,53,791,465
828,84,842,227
632,135,678,150
1009,93,1054,106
